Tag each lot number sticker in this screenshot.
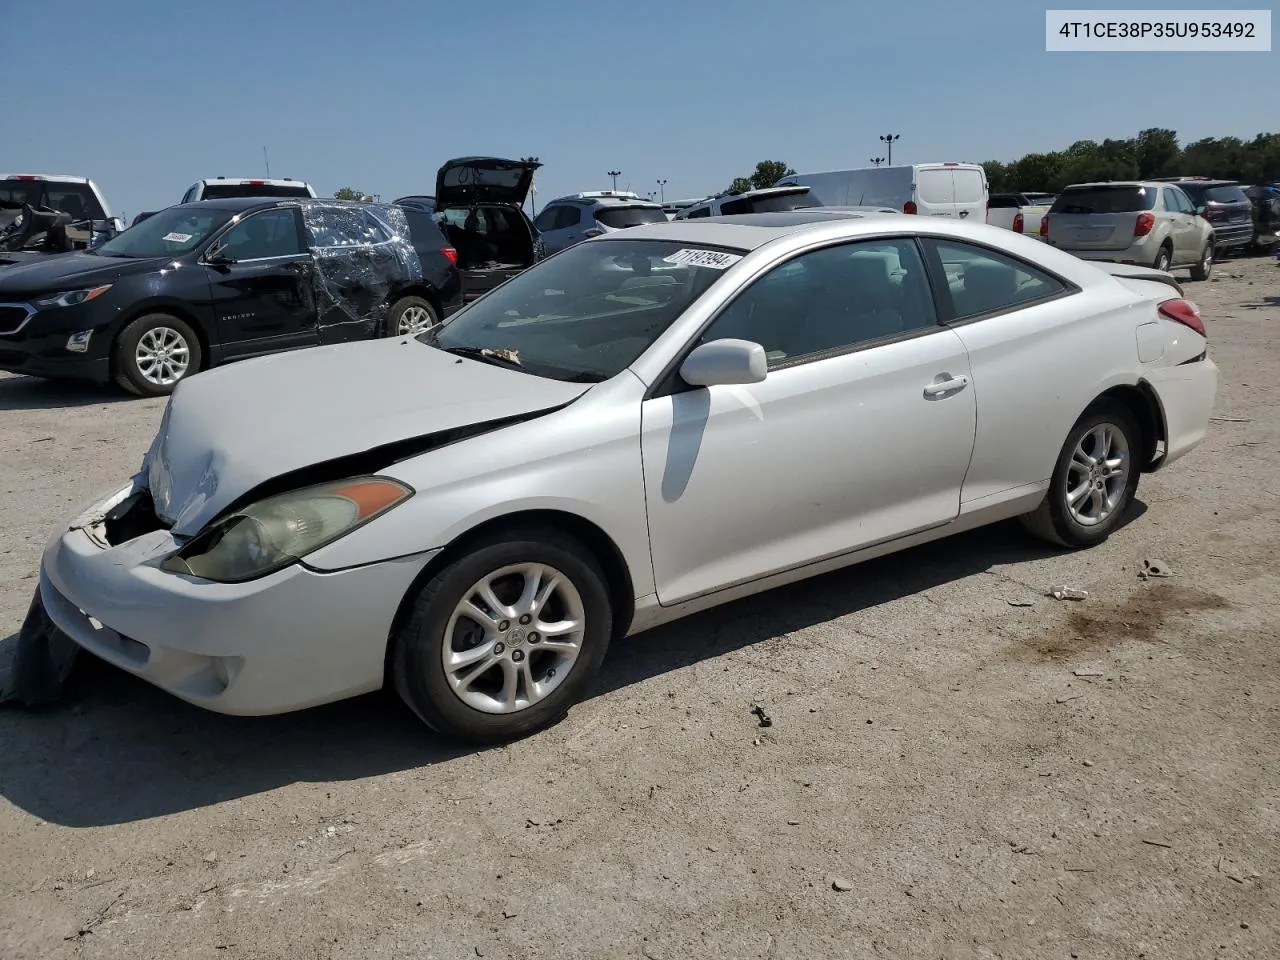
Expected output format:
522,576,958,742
162,232,193,243
662,249,743,269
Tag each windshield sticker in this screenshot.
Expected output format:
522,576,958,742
662,248,743,269
162,232,193,243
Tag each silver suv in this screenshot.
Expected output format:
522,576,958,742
1040,181,1216,280
533,192,667,254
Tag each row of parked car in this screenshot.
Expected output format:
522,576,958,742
0,160,1276,399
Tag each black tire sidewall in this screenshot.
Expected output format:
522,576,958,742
114,313,202,396
1191,243,1213,281
1046,402,1141,547
1154,245,1172,272
386,296,437,338
395,531,612,743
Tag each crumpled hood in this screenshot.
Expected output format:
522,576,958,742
145,339,588,536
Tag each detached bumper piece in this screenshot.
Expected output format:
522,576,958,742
0,588,81,707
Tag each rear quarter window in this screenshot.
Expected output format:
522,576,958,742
1050,187,1157,214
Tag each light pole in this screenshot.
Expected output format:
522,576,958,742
879,134,900,165
607,170,622,191
869,157,885,167
656,178,667,203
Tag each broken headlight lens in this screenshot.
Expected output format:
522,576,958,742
161,477,412,582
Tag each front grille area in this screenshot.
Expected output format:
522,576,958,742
0,304,33,334
103,489,169,545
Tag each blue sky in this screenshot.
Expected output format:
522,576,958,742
4,0,1275,220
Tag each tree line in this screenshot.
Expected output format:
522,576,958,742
983,129,1280,193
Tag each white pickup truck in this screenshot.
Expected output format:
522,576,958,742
986,191,1055,237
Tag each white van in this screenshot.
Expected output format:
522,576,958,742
181,177,316,203
777,163,988,220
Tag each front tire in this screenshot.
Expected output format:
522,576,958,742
113,313,202,397
391,527,613,743
1189,242,1214,281
1020,400,1141,548
385,296,438,338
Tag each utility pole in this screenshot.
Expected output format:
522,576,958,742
656,178,667,202
870,157,885,167
879,134,900,165
607,170,621,191
263,146,271,178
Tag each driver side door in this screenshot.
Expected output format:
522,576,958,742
639,238,978,606
205,207,318,359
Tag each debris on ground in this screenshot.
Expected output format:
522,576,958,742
1139,558,1173,579
750,704,772,727
831,877,855,892
1047,585,1089,600
1004,598,1035,607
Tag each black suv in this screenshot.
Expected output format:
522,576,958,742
1155,178,1253,254
0,197,461,396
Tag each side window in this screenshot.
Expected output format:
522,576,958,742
182,187,196,204
533,205,560,231
218,208,303,259
1173,187,1196,213
685,206,710,218
928,239,1067,320
699,239,938,367
559,205,582,228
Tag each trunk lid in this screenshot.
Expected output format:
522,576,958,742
435,157,541,209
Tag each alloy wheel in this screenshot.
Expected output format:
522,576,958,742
1064,423,1130,526
397,305,436,336
135,326,191,386
441,563,586,714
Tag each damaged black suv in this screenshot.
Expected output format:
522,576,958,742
0,197,462,396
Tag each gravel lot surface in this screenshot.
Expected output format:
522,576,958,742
1,256,1277,959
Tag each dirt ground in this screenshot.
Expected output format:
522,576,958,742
1,255,1277,960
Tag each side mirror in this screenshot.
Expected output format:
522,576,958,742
679,338,767,387
1194,205,1207,216
206,247,235,266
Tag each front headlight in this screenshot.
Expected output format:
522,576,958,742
34,285,112,309
160,477,412,582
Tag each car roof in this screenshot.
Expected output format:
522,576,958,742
1,173,91,183
604,210,910,250
1065,181,1166,189
177,197,302,213
196,177,311,186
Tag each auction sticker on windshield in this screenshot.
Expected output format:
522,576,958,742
662,249,743,269
162,232,193,243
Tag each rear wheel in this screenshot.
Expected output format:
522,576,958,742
1020,400,1141,548
1189,242,1214,281
1152,244,1172,272
385,295,438,338
113,313,202,397
391,527,613,743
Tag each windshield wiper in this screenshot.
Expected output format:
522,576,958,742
436,345,523,370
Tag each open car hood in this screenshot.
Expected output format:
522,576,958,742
435,157,540,208
144,338,586,536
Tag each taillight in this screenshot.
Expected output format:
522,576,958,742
247,179,265,185
441,246,457,265
1134,212,1155,236
1158,298,1206,337
1012,212,1024,233
1039,214,1049,237
903,200,917,214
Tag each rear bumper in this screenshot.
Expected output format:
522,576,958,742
1146,357,1219,470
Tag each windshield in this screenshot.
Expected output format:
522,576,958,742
423,238,742,382
95,205,232,258
595,206,668,228
1051,186,1157,214
201,183,311,199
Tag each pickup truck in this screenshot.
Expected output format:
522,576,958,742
986,192,1054,237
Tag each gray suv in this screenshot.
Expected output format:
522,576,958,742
1040,181,1216,280
534,192,667,254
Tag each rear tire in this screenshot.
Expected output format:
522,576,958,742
385,295,438,338
391,527,613,744
1152,244,1172,272
113,313,202,397
1189,242,1214,281
1020,400,1141,548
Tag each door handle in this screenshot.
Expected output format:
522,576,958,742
923,374,969,397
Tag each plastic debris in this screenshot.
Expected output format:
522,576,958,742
750,704,772,728
1047,585,1089,601
0,588,81,707
1139,558,1173,579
